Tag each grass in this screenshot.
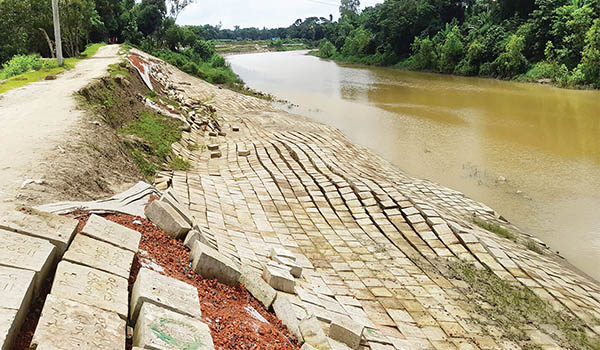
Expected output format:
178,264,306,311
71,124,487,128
107,62,131,78
122,110,183,160
525,239,544,254
449,260,600,349
472,216,517,241
0,43,106,94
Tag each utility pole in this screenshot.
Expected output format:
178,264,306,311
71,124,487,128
51,0,63,66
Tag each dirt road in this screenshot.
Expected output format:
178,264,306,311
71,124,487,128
0,45,121,211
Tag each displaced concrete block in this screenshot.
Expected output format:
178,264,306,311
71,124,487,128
51,261,129,319
191,241,240,286
273,255,302,278
301,344,318,350
0,308,18,350
210,151,222,158
184,228,201,249
145,200,191,239
0,266,35,348
239,266,276,309
63,234,135,279
81,214,141,252
270,247,297,261
0,209,77,256
300,315,331,350
130,268,201,323
207,144,219,151
134,302,214,350
232,126,240,132
263,262,296,293
273,293,304,344
0,229,55,294
328,315,364,349
161,188,194,225
31,295,125,350
238,149,250,156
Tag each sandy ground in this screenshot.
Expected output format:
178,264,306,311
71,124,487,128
0,45,121,212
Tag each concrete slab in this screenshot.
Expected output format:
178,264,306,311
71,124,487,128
328,315,364,349
133,302,214,350
51,261,129,319
299,315,331,350
63,234,135,279
239,266,276,308
0,266,35,348
0,229,55,294
273,293,304,344
145,200,191,239
81,214,141,252
0,308,18,350
273,255,302,278
191,241,240,286
161,188,194,225
130,268,201,323
263,262,296,293
0,209,77,256
30,295,125,350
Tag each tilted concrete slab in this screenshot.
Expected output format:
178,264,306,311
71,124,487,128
191,241,240,286
273,293,304,344
0,208,77,256
0,228,55,295
133,302,214,350
263,262,296,293
0,308,18,350
145,200,191,239
161,188,194,225
63,234,135,279
51,261,129,319
0,265,35,349
81,214,141,252
239,266,276,309
31,294,125,350
328,315,364,349
299,315,331,350
130,268,201,323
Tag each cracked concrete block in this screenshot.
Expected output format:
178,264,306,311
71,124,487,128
130,268,201,323
81,214,141,252
273,293,304,344
0,266,35,349
263,262,295,293
299,315,331,350
328,315,364,349
133,302,214,350
51,261,129,319
0,229,55,295
191,241,240,286
63,234,135,279
273,255,302,278
0,209,77,256
31,295,125,350
145,200,191,239
239,266,276,309
161,188,194,225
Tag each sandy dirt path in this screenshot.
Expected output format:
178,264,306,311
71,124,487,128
0,45,121,211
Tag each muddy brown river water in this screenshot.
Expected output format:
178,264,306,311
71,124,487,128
228,50,600,281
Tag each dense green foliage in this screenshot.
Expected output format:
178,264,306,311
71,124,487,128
1,55,44,78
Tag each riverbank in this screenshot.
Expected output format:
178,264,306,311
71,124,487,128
216,40,310,55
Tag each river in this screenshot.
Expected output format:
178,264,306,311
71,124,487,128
227,50,600,281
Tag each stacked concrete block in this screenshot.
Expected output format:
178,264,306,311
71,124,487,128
0,266,35,350
81,214,141,252
63,234,135,279
133,303,214,350
263,262,296,293
239,266,277,308
130,268,202,322
191,241,240,286
328,315,364,349
145,200,191,239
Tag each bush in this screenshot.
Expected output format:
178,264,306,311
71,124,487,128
192,40,216,61
210,54,226,68
318,39,337,58
1,54,43,78
491,34,528,78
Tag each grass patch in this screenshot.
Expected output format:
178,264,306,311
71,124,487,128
122,110,183,159
107,62,131,78
472,216,516,241
0,43,106,94
449,260,600,349
525,239,544,254
169,156,190,171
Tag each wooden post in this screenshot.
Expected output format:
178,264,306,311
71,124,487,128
51,0,63,66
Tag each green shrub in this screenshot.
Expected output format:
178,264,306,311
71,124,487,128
491,34,529,78
318,39,337,58
210,54,226,68
1,54,43,78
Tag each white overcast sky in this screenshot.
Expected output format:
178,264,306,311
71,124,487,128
177,0,383,29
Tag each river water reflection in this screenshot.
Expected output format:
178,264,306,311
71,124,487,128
228,50,600,281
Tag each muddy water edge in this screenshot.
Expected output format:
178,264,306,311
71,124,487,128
227,50,600,282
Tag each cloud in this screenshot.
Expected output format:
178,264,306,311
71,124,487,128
177,0,383,29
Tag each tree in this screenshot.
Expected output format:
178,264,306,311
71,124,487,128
60,0,103,57
438,25,465,72
136,0,167,37
318,39,337,58
492,34,529,77
169,0,196,20
580,19,600,87
340,0,361,19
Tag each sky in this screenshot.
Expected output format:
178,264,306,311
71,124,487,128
177,0,383,29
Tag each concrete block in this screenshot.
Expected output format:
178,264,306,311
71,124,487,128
328,315,364,349
0,209,77,256
238,149,250,156
299,315,331,350
273,255,302,278
273,293,304,344
210,151,222,158
30,295,125,350
0,229,55,295
0,266,35,349
239,266,276,308
130,268,201,323
207,144,219,151
81,214,141,252
0,308,18,350
145,200,191,239
263,262,295,293
270,247,296,261
191,241,240,286
134,302,214,350
51,261,129,319
161,188,194,225
184,228,201,249
301,344,319,350
63,234,135,279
